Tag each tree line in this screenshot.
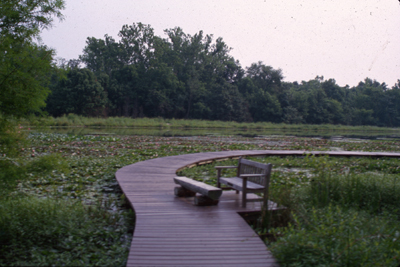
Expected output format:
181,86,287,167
45,22,400,127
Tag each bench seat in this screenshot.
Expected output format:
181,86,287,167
219,177,265,191
174,176,222,206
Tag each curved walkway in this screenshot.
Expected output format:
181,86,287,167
116,150,400,267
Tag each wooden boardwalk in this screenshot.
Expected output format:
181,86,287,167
115,150,400,267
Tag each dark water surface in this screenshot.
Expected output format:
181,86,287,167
30,126,400,140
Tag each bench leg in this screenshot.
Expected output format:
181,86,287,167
236,190,239,194
242,179,247,207
217,169,222,188
242,192,247,207
242,187,248,207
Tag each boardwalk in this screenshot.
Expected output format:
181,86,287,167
115,150,400,267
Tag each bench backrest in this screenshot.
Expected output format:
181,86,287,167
237,158,272,187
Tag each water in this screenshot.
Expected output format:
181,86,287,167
29,126,400,140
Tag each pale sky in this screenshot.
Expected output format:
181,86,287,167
40,0,400,87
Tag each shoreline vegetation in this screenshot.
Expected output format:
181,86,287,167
23,115,400,133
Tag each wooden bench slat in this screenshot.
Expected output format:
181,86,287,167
239,158,270,170
174,176,222,200
239,173,265,178
219,177,264,191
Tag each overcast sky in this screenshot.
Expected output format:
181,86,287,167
40,0,400,87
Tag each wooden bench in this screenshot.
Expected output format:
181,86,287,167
174,176,222,206
216,158,272,207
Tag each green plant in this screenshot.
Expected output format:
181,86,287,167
26,153,69,174
0,197,133,266
268,206,400,266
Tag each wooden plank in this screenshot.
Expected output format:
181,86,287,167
240,158,272,170
174,176,222,200
220,177,264,190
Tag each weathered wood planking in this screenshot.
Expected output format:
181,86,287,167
174,176,222,200
116,150,400,267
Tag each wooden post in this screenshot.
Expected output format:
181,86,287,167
242,177,248,207
217,168,222,188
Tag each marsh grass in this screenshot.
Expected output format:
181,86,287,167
0,154,69,196
22,115,400,134
0,159,26,193
307,172,400,215
264,156,400,266
0,197,134,266
268,206,400,267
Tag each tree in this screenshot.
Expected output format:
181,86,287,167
118,22,155,67
0,42,54,118
80,35,121,77
245,61,283,94
0,0,64,41
208,82,251,122
0,0,64,155
0,0,65,119
46,68,108,116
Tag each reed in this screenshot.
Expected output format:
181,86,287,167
22,115,400,133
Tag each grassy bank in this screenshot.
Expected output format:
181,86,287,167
22,114,400,134
1,129,400,265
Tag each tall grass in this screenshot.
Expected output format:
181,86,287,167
268,206,400,267
307,172,400,215
22,114,400,133
0,197,133,266
264,156,400,266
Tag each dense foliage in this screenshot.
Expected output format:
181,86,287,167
45,23,400,127
0,0,64,119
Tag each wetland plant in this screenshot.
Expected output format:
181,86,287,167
0,197,133,266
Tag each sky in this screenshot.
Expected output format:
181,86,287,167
40,0,400,87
